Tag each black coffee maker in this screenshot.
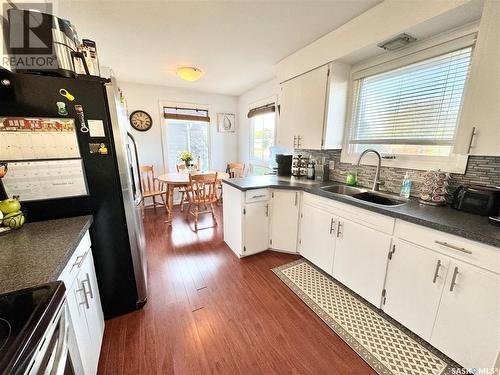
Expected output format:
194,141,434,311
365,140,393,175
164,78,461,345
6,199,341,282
276,154,292,176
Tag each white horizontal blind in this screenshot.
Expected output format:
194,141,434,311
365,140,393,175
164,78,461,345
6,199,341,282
350,47,473,147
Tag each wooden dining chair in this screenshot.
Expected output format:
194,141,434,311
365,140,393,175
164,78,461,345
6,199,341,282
186,172,218,231
140,165,166,210
226,163,245,178
175,163,198,212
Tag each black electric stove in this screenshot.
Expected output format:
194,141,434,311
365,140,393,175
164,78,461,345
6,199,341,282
0,282,66,374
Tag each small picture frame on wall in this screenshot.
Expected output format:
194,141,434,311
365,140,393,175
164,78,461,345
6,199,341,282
217,113,236,133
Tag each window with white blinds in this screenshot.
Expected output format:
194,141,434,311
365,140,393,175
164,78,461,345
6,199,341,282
349,46,473,157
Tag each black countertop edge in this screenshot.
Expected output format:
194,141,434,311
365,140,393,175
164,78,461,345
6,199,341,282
222,177,500,249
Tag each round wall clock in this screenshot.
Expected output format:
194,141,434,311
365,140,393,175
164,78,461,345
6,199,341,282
129,110,153,131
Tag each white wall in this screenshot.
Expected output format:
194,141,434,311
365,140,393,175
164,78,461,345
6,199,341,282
236,78,280,164
120,81,238,174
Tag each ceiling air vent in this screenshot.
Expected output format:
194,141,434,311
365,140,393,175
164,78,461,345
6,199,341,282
377,33,417,51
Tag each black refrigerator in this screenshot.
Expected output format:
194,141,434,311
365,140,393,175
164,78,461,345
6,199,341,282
0,70,148,319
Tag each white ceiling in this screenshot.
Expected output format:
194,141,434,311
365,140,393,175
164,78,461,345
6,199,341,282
58,0,381,96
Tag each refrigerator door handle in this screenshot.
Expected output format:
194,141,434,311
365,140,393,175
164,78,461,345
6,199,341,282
127,132,143,198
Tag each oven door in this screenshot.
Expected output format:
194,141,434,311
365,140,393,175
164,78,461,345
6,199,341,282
27,302,75,375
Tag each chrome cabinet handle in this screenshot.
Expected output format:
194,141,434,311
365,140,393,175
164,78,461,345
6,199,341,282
467,126,476,154
294,192,298,206
83,273,94,299
449,266,459,292
77,283,90,309
329,218,336,235
337,221,343,238
432,260,442,283
72,250,88,269
251,194,266,199
265,204,269,217
435,240,472,254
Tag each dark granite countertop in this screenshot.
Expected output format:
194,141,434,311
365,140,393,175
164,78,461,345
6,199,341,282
223,176,500,248
0,215,93,295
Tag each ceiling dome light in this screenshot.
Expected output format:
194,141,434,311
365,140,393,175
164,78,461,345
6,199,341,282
176,67,204,82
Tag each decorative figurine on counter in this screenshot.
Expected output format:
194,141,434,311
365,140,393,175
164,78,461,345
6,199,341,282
0,162,7,178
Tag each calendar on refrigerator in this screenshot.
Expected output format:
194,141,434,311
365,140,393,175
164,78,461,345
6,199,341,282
0,117,80,160
0,117,88,201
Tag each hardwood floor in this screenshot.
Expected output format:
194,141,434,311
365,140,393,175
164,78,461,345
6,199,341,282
97,206,376,375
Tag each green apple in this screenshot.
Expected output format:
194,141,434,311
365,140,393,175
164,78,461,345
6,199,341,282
3,211,25,228
0,198,21,214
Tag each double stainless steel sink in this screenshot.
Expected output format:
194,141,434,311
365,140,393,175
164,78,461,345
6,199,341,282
320,184,408,207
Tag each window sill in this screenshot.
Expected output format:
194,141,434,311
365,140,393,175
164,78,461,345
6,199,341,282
340,150,468,174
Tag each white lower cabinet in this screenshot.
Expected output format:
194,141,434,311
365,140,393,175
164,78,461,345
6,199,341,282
225,185,500,370
430,259,500,371
332,217,392,307
59,231,105,375
66,275,93,374
243,201,270,256
79,251,105,374
270,190,300,252
299,203,336,273
383,239,450,340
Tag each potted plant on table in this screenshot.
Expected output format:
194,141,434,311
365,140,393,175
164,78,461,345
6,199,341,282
179,151,194,169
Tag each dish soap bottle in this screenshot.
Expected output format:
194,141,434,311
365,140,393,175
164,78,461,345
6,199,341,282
400,172,412,198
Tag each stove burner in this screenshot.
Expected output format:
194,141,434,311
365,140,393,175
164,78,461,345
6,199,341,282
0,317,12,352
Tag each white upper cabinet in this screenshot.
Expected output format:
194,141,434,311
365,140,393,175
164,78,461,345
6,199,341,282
278,62,349,151
454,0,500,156
323,62,350,149
278,65,329,150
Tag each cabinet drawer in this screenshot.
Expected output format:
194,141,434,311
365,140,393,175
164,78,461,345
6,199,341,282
395,220,500,274
245,188,270,203
58,231,92,289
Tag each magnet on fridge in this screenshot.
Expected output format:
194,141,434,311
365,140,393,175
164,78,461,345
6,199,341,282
74,104,89,133
56,101,68,116
98,143,108,155
59,88,75,101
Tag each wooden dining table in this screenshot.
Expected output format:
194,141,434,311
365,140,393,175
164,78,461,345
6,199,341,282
156,171,230,224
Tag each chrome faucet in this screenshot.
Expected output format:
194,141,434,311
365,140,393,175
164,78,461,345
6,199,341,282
356,149,384,191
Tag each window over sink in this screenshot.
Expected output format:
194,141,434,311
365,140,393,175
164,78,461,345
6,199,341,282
342,32,476,173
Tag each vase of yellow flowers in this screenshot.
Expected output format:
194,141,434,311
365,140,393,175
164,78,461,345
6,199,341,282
179,151,194,168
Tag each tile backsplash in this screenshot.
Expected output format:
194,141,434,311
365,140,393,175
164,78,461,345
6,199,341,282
294,149,500,198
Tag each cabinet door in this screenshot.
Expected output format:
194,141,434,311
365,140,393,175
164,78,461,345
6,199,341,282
299,204,335,274
332,217,392,307
454,0,500,156
243,202,270,256
66,278,93,375
278,65,329,150
431,260,500,370
270,190,300,252
383,239,449,340
80,251,105,374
